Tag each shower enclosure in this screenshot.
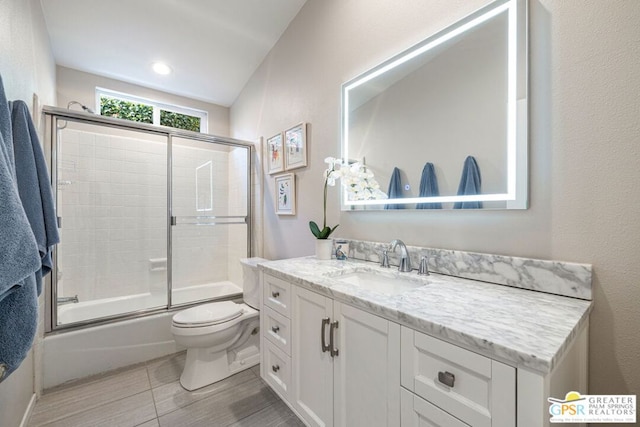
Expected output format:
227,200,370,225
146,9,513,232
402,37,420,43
43,107,252,332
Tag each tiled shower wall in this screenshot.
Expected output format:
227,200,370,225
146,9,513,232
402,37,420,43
58,127,249,303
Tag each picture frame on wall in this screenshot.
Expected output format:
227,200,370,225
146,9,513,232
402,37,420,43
267,132,284,174
284,122,307,170
275,173,296,215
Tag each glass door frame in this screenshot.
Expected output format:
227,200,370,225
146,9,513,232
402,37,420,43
44,106,253,333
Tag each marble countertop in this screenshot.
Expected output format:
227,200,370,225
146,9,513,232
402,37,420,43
259,257,592,374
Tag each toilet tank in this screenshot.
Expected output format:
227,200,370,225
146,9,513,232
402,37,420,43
240,257,267,309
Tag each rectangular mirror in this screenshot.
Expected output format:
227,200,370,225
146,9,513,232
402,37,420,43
341,0,527,210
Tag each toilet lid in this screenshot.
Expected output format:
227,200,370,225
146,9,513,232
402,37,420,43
172,301,243,327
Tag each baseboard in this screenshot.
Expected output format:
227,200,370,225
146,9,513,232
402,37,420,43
19,393,37,427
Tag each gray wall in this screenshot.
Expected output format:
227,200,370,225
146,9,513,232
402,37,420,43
0,0,57,425
231,0,640,406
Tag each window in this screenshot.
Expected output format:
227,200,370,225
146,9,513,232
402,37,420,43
97,88,208,133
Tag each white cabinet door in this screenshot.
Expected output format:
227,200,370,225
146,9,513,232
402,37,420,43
333,302,401,427
292,286,334,427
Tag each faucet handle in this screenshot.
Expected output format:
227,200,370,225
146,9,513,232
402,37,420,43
381,250,390,268
418,255,430,276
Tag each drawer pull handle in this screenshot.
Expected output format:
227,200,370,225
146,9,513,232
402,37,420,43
329,321,339,357
272,364,280,373
321,317,331,352
271,291,280,298
271,326,280,333
438,371,455,388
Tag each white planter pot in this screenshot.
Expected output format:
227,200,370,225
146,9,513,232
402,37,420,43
315,239,333,260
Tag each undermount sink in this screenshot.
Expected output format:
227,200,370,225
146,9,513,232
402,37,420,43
326,269,427,295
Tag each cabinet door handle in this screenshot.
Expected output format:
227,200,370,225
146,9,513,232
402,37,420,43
272,364,280,373
271,325,280,333
438,371,455,388
321,317,331,352
271,291,280,298
329,320,339,357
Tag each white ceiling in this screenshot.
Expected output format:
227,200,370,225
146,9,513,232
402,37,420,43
40,0,307,107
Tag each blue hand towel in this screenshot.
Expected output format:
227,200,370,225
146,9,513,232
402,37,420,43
0,75,15,178
11,100,61,295
384,167,404,209
0,76,41,383
416,162,442,209
0,81,40,303
453,156,483,209
0,274,38,382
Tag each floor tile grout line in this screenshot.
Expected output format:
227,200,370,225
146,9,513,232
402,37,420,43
31,361,305,427
155,370,261,419
145,366,161,425
30,380,153,426
222,395,281,427
35,389,156,427
41,363,150,397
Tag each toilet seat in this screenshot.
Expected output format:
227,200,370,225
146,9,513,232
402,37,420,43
172,301,243,328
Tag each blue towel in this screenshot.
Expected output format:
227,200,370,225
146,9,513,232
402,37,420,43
416,162,442,209
0,80,40,302
384,167,404,209
0,76,41,382
11,100,60,295
0,75,15,178
453,156,483,209
0,274,38,382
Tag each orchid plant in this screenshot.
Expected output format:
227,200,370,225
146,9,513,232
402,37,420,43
309,157,387,239
309,157,342,239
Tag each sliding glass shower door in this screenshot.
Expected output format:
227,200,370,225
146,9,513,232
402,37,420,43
53,119,168,325
46,109,252,330
170,137,249,306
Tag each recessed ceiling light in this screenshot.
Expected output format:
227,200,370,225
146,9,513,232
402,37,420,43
152,62,172,75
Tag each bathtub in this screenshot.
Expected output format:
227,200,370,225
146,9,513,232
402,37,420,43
44,281,242,389
57,281,242,325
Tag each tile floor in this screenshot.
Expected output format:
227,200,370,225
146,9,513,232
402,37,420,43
28,352,304,427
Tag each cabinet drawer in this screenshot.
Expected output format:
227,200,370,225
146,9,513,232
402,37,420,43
401,387,469,427
263,274,292,317
401,327,515,427
263,305,292,356
263,339,291,400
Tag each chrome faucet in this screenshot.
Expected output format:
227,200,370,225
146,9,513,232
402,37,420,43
57,295,79,305
389,239,412,272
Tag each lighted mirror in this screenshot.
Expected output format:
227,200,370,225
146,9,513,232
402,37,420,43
341,0,527,210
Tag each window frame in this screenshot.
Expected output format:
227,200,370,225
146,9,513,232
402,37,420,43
96,87,208,133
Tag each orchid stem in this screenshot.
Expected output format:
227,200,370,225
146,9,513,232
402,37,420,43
323,171,328,229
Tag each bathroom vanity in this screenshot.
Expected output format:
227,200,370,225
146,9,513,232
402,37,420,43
258,240,592,427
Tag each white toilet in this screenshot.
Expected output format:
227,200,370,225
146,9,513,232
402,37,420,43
171,257,266,391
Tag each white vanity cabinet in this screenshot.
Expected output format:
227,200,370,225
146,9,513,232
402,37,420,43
261,274,293,399
400,327,515,427
261,273,401,427
260,269,589,427
292,286,401,427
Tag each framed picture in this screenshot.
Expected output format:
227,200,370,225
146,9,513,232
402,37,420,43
275,173,296,215
267,132,284,174
284,122,307,170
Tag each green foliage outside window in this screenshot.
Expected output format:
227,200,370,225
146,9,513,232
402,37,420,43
100,96,153,123
160,110,201,132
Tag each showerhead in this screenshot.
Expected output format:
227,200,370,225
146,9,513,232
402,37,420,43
67,101,95,114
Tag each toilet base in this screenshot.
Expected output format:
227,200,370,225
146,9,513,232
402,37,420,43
179,329,260,391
